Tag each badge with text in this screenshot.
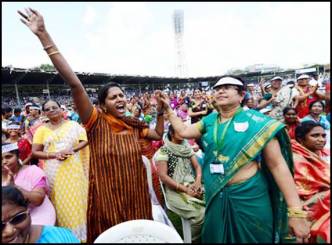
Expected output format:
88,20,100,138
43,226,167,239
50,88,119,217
234,121,249,132
210,163,224,174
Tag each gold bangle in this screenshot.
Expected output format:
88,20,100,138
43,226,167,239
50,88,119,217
287,208,308,218
176,183,179,191
43,44,54,51
48,51,60,56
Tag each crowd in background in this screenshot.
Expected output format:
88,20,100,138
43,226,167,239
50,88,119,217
2,72,330,243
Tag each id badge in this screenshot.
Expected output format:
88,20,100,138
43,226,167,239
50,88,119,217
210,163,224,174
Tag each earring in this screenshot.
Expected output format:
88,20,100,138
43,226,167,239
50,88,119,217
19,159,23,165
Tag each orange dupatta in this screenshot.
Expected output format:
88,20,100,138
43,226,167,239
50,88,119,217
291,139,330,243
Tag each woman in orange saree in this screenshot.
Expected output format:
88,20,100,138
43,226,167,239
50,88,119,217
292,121,330,243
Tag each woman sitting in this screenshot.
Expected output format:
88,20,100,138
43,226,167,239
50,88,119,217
2,142,56,226
291,121,330,243
301,100,330,130
154,125,205,242
2,185,79,243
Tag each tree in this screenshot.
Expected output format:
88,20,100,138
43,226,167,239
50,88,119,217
39,63,55,72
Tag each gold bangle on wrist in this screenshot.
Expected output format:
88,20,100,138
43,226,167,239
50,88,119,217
176,183,179,191
287,207,308,218
48,51,60,57
43,44,54,51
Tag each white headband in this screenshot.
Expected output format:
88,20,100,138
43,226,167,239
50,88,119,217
7,124,21,130
2,143,18,153
213,77,244,88
30,106,40,110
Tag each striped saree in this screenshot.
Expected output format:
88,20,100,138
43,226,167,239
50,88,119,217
84,108,152,243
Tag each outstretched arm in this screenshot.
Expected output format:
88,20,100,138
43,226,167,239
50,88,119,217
18,8,93,124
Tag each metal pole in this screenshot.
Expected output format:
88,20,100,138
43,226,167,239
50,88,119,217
46,80,51,99
15,82,21,107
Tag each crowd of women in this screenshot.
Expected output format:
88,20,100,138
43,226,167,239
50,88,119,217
1,7,330,244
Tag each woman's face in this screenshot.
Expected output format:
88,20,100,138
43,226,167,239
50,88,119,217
246,98,254,108
171,130,184,142
301,126,326,152
43,101,62,121
310,102,323,115
193,89,202,100
7,129,20,138
213,85,244,108
284,109,297,124
297,78,308,87
133,108,141,117
2,204,31,243
102,87,127,118
2,152,19,175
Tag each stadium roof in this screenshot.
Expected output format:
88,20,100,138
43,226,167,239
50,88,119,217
1,66,221,86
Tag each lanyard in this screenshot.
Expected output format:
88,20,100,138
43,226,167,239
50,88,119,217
213,107,242,151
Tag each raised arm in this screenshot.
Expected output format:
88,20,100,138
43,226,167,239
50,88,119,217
159,93,202,139
18,8,93,124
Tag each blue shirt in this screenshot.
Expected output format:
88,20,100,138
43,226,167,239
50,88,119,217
36,226,80,243
301,115,330,130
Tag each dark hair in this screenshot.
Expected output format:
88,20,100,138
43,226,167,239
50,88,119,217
309,100,325,111
2,106,12,115
283,107,297,116
14,108,22,113
295,121,324,142
42,100,61,111
2,185,29,208
97,82,124,105
167,124,175,141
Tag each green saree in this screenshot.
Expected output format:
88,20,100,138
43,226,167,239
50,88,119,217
197,108,293,243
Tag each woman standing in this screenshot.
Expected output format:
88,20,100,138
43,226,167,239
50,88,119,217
31,100,89,242
19,8,164,243
159,75,310,243
292,121,330,242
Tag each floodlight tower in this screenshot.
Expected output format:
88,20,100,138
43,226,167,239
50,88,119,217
173,10,187,78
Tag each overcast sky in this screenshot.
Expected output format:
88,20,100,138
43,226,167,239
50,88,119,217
2,2,330,77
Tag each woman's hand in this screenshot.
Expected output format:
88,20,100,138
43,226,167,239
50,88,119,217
154,90,164,112
184,186,197,197
18,8,46,36
288,217,311,243
158,92,171,113
54,151,71,161
2,166,15,186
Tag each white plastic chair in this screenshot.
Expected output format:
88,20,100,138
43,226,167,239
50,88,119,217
142,156,174,228
94,219,183,243
152,155,192,244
